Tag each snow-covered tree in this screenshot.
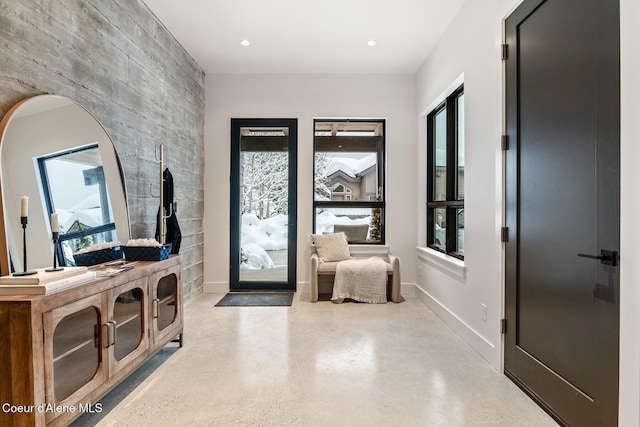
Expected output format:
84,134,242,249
241,152,289,219
314,152,332,200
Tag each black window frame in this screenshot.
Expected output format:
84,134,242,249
313,118,385,244
427,84,464,259
38,144,118,266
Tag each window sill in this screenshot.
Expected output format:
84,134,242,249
416,246,466,280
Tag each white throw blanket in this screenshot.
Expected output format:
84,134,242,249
332,256,388,304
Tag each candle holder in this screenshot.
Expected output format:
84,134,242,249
45,232,63,272
13,216,37,276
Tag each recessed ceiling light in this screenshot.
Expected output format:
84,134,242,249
367,40,376,47
240,39,250,46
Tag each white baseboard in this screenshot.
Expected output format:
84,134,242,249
203,282,307,294
297,281,309,295
412,283,498,369
203,282,229,294
400,283,415,297
297,281,414,299
205,281,415,299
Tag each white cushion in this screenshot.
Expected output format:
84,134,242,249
310,232,350,262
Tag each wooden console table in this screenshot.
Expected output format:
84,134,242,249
0,256,183,426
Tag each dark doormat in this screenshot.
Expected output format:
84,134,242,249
215,292,294,307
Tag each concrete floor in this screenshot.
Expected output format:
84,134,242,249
73,293,558,426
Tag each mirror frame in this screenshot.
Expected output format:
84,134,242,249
0,95,131,275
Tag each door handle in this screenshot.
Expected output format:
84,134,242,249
110,321,117,346
103,321,117,348
102,323,110,348
577,250,617,266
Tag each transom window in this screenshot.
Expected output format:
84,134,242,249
313,119,385,243
427,85,464,258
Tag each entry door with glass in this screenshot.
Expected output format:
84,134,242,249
230,119,297,291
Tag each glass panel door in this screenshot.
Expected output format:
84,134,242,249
150,264,183,346
43,293,107,409
113,286,144,360
52,306,101,401
231,119,297,291
156,273,177,330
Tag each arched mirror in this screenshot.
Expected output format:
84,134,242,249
0,95,131,275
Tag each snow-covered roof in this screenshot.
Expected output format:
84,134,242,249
326,153,376,178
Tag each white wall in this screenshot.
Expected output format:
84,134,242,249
204,74,416,293
414,0,512,370
619,0,640,424
415,0,640,423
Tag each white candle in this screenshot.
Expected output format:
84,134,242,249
20,195,28,217
51,212,58,232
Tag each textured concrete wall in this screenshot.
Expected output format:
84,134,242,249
0,0,205,300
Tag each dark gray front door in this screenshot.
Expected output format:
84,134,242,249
504,0,620,425
230,118,297,292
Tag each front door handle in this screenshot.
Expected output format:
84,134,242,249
577,249,617,266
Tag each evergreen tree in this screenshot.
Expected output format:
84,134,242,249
369,187,382,241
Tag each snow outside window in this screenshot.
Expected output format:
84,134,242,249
313,119,385,243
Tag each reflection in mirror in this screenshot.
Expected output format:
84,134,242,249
38,144,117,266
0,95,131,275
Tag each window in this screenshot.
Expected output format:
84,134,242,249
38,144,119,266
313,119,385,243
427,85,464,258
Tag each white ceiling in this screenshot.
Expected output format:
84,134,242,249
142,0,466,75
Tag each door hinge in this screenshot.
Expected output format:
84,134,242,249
501,318,507,334
501,135,509,151
501,227,509,242
501,44,508,60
